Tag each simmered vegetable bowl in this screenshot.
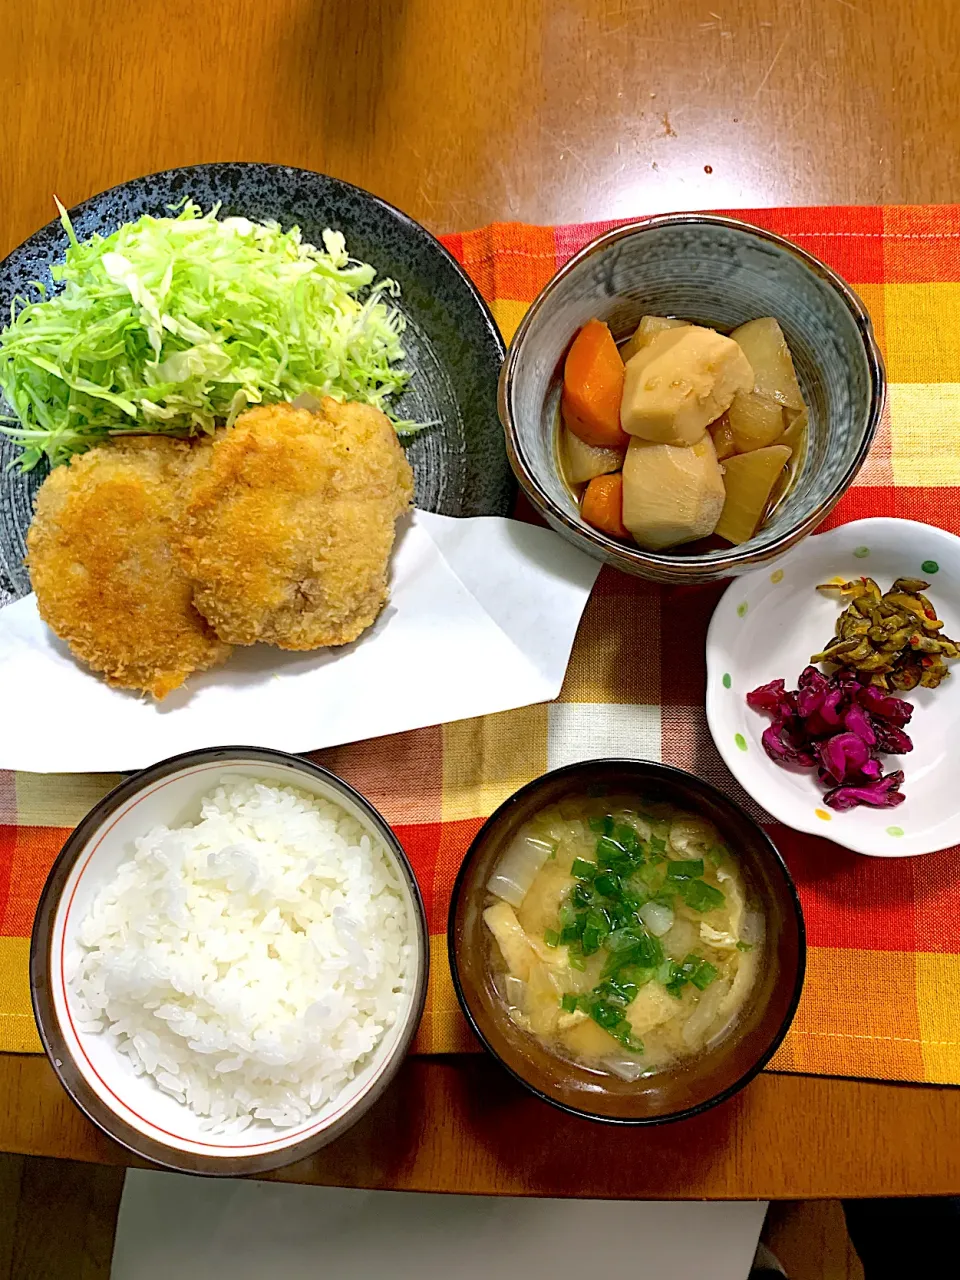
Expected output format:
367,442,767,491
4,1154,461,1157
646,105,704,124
483,796,763,1079
558,314,809,552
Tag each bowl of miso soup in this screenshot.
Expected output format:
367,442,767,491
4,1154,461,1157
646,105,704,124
448,759,805,1124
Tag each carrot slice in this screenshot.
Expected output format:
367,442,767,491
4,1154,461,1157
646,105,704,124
581,472,629,540
561,319,629,449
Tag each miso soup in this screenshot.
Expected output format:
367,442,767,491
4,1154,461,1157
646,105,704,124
483,795,764,1080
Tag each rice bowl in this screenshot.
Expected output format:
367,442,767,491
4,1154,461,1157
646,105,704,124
69,777,411,1132
31,748,428,1176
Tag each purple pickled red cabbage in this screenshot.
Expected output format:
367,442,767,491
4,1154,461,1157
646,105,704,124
816,731,872,784
872,720,914,755
819,686,846,726
761,721,816,768
843,703,876,745
746,679,787,714
823,771,906,811
747,664,917,812
856,686,913,727
796,666,830,718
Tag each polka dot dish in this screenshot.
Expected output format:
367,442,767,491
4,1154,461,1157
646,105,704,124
705,518,960,857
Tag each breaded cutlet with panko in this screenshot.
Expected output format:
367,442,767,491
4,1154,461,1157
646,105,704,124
175,399,414,650
177,400,414,649
26,437,231,699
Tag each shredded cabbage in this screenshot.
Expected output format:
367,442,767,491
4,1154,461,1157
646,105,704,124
0,200,417,470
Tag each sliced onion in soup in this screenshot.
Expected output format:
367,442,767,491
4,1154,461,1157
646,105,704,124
740,910,765,946
486,835,554,908
668,816,718,859
604,1056,648,1082
682,978,732,1049
503,974,526,1010
639,900,675,937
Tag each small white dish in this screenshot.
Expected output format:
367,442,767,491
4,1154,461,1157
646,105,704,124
30,747,428,1175
706,518,960,857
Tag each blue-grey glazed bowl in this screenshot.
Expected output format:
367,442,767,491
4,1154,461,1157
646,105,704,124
498,214,885,585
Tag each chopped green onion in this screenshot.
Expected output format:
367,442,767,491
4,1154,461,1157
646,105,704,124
596,833,644,877
572,882,593,908
609,901,641,929
571,857,598,881
559,922,583,945
613,824,644,859
666,858,704,881
543,928,560,948
558,902,577,929
708,846,726,868
608,1022,644,1053
649,836,667,857
581,907,612,956
568,951,586,971
605,927,641,953
680,879,725,913
622,965,656,989
602,929,663,977
587,1001,623,1031
596,834,627,862
691,960,718,990
561,993,579,1014
593,872,621,899
597,977,639,1008
588,815,614,835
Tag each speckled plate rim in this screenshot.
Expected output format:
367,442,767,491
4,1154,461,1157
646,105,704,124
498,213,886,581
30,745,429,1177
706,518,960,857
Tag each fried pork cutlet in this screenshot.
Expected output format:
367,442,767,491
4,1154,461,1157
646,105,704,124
26,438,232,699
178,400,414,649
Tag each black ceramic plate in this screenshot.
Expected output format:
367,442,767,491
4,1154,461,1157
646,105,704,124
0,163,511,604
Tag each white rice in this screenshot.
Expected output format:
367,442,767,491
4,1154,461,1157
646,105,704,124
68,777,411,1131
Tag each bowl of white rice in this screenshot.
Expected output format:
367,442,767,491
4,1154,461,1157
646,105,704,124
30,746,428,1176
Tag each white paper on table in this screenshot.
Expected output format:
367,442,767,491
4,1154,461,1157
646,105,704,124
0,510,600,773
111,1171,768,1280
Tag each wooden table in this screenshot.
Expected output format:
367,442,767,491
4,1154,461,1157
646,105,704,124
2,0,960,1199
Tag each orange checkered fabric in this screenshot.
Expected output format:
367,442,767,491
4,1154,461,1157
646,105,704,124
2,206,960,1084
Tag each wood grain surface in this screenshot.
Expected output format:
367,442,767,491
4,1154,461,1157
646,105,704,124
2,0,960,1198
4,1051,960,1199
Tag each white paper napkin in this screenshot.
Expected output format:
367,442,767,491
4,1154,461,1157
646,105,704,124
111,1171,768,1280
0,510,600,773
